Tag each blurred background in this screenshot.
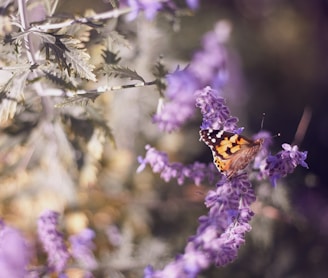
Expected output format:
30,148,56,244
1,0,328,277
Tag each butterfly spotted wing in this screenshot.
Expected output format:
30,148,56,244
200,129,264,178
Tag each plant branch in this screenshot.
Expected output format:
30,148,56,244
17,0,36,64
29,8,132,32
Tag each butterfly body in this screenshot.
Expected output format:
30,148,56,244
200,129,263,178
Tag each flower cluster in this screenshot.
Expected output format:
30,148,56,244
144,174,256,278
153,69,198,132
260,143,308,186
69,228,98,271
188,21,231,89
139,84,309,277
0,221,30,277
137,144,218,185
195,86,239,131
153,21,231,132
124,0,199,20
37,210,70,274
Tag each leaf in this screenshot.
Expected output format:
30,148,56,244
107,31,131,49
85,106,115,146
42,33,71,74
63,38,97,81
104,65,145,82
54,93,99,108
58,21,92,44
153,56,168,96
0,35,23,64
43,70,77,91
41,34,96,81
0,71,28,123
101,49,121,65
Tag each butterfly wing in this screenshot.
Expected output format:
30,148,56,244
199,129,263,178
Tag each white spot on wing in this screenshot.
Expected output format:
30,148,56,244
216,130,224,138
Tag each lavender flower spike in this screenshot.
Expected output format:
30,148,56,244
137,145,217,185
69,228,98,270
37,210,70,274
0,220,30,277
262,143,308,186
153,68,198,132
144,174,256,277
195,86,239,132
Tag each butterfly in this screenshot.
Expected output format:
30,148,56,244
199,129,264,178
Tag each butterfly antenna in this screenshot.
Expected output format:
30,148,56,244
292,106,312,146
272,132,281,139
260,112,266,130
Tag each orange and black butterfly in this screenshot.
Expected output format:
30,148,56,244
200,129,264,178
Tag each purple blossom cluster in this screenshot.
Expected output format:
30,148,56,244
153,69,198,132
194,86,239,131
144,174,255,278
137,144,218,185
69,228,98,270
139,85,309,277
37,210,70,274
0,221,30,277
154,22,231,132
124,0,199,20
260,143,308,186
188,21,230,89
0,211,99,277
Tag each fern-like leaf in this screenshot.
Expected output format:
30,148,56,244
63,38,97,81
0,71,28,122
55,93,98,108
43,71,77,91
153,56,168,96
85,106,115,147
107,31,131,49
101,49,121,65
104,65,145,82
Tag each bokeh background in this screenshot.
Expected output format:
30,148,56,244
1,0,328,277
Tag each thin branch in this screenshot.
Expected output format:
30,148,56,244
84,80,157,94
292,106,312,146
17,0,36,64
17,0,54,119
29,8,132,32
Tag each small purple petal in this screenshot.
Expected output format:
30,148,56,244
69,228,98,270
106,225,122,247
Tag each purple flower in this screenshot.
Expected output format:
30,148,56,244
195,86,239,131
261,143,308,186
153,21,232,132
124,0,177,20
127,0,163,20
189,21,231,89
106,225,122,247
144,174,255,277
186,0,199,10
69,228,98,270
0,221,30,277
252,130,273,170
137,145,217,185
37,210,70,274
153,69,198,132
